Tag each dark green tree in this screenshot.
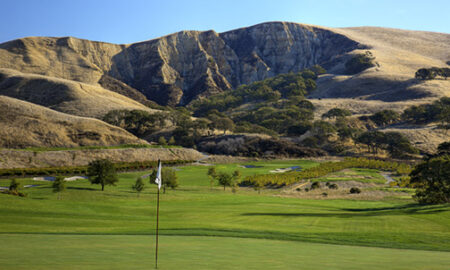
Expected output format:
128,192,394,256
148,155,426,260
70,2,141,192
132,177,145,197
9,179,19,192
322,108,352,119
383,132,417,158
370,110,400,127
415,68,437,80
217,172,233,191
410,155,450,204
87,159,118,191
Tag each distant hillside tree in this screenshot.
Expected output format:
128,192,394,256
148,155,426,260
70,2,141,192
370,110,400,127
345,51,376,75
322,108,352,119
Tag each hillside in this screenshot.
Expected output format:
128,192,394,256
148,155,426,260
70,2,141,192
0,21,449,151
0,95,146,148
0,68,155,118
2,22,448,108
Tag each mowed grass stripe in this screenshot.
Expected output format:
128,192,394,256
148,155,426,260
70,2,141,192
0,234,449,270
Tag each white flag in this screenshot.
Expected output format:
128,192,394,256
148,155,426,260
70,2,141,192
155,160,162,190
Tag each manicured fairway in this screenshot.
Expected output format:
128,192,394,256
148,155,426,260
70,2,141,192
1,160,449,269
1,234,449,270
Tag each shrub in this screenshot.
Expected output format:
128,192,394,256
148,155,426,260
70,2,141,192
350,187,361,194
328,183,338,189
322,192,328,197
345,51,376,75
310,182,321,190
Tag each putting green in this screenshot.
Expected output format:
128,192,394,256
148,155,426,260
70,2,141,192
1,234,449,270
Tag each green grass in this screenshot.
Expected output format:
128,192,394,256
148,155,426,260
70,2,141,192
1,234,449,270
0,159,449,269
176,159,319,186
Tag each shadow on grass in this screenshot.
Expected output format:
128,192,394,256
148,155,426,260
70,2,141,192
242,204,448,218
67,187,97,191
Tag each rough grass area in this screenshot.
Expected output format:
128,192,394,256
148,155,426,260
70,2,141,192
1,234,449,270
311,168,386,184
0,160,449,269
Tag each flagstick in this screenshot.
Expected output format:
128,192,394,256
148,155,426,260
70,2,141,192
155,185,160,269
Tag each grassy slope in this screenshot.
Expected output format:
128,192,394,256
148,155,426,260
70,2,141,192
0,160,449,269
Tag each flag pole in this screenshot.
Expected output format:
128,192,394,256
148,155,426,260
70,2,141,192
154,159,162,269
155,184,160,269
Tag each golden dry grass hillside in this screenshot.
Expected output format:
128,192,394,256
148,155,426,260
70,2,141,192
0,68,155,118
310,26,450,111
0,95,146,148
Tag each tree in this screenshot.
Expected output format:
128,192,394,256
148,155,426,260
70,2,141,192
322,108,352,119
52,176,66,200
370,110,400,127
383,132,417,158
87,159,118,191
168,136,176,145
356,131,385,154
217,172,233,191
158,136,167,146
311,120,337,141
162,168,178,193
207,167,217,189
415,68,436,80
410,155,450,204
9,179,19,193
253,180,264,194
132,177,145,197
437,141,450,156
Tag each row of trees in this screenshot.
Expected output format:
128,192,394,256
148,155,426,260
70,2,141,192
207,167,241,191
356,131,417,158
415,67,450,80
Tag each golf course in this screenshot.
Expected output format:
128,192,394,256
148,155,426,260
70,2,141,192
1,160,449,269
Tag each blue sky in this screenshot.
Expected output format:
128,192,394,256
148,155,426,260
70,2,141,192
1,0,448,44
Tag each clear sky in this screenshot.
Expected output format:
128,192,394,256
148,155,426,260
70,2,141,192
1,0,449,44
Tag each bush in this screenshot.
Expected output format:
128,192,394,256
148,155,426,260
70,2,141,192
350,187,361,194
310,182,321,190
328,183,338,189
322,192,328,197
345,51,376,75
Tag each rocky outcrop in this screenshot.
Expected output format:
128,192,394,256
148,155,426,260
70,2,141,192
111,22,360,105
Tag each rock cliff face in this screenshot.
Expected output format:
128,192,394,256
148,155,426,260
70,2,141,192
110,22,360,105
0,22,361,106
